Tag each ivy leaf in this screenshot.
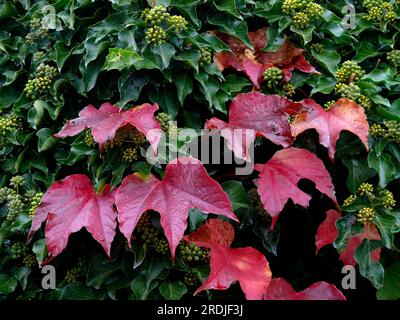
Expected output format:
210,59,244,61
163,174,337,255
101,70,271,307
264,278,345,300
115,157,238,259
374,211,400,250
342,155,376,193
377,262,400,300
205,92,305,161
28,174,117,261
175,71,193,104
368,142,398,188
159,281,187,300
221,180,250,210
184,219,271,300
354,239,384,289
254,148,336,228
36,128,58,153
292,98,369,161
54,102,161,153
0,274,18,294
152,43,176,69
213,0,242,20
103,48,143,71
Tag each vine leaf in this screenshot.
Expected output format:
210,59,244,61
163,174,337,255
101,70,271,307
292,98,369,161
115,157,238,260
315,209,341,254
184,219,271,300
205,92,305,161
54,102,161,153
264,278,345,300
214,28,317,88
28,174,117,262
254,148,337,228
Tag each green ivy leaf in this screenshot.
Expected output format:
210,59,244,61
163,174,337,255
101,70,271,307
342,155,376,193
159,281,187,300
0,274,18,294
354,239,384,289
377,262,400,300
103,48,143,71
222,180,250,210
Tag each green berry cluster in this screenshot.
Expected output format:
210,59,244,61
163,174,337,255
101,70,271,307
343,194,357,206
357,207,375,224
33,51,46,62
65,258,85,283
10,176,25,188
336,61,365,84
25,18,48,44
145,26,167,45
370,121,400,143
282,0,324,29
323,100,336,111
358,182,374,196
6,194,24,222
84,130,96,147
310,43,324,54
363,0,397,23
136,212,160,246
10,242,36,267
154,238,169,255
263,67,283,88
378,189,396,208
23,63,58,100
200,47,213,67
281,83,296,97
357,95,372,111
179,241,210,263
156,112,179,137
122,147,138,163
27,192,43,218
387,50,400,66
0,114,23,138
335,83,361,100
184,272,199,287
141,6,188,45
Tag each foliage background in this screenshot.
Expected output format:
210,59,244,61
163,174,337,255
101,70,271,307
0,0,399,300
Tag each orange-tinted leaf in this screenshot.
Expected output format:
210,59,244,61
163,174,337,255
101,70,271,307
254,148,336,228
264,278,345,300
28,174,117,262
292,98,369,161
214,28,317,88
184,218,234,248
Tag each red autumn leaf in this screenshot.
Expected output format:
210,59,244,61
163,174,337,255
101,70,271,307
184,219,271,300
315,211,381,266
291,98,369,161
115,157,238,259
264,278,346,300
315,209,341,254
254,147,337,228
205,92,304,161
183,218,234,248
28,174,117,262
214,28,317,88
54,102,161,153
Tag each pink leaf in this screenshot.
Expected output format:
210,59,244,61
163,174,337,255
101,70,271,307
115,157,238,259
315,209,341,254
292,98,369,161
28,174,117,261
54,102,161,153
264,278,346,300
205,92,303,161
254,147,336,228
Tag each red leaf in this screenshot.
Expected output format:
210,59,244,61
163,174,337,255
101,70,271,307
340,224,381,266
315,212,381,266
254,148,336,228
28,174,117,261
195,245,272,300
184,219,271,300
115,157,238,259
214,29,317,88
54,102,161,153
184,218,235,248
315,209,341,254
292,98,369,161
264,278,345,300
205,92,303,161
